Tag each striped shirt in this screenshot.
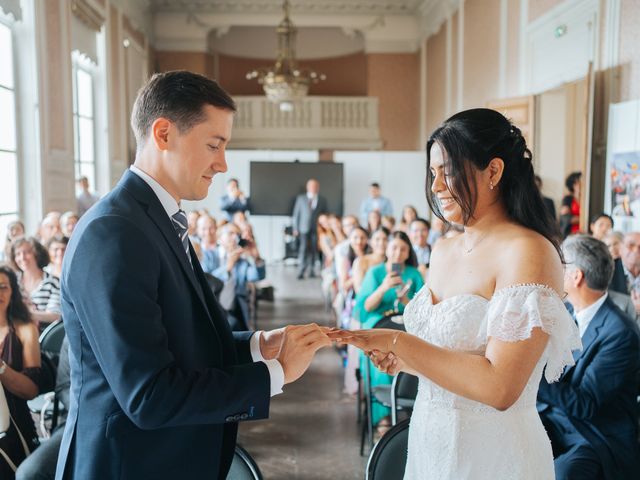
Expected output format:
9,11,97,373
28,271,61,314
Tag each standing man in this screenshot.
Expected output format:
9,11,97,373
359,182,393,227
219,178,250,221
76,176,100,217
537,235,640,479
292,178,327,279
56,72,330,480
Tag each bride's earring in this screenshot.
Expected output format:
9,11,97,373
489,181,494,190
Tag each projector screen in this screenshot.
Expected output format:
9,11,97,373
249,161,344,216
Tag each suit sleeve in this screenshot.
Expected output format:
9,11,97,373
66,215,270,429
537,324,640,420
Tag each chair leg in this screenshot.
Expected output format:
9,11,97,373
356,368,362,424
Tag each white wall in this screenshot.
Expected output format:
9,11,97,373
183,149,428,263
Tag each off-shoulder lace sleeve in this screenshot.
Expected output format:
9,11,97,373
487,284,582,382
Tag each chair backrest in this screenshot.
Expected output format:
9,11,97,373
39,320,66,365
366,418,410,480
226,444,263,480
373,314,406,332
395,372,418,400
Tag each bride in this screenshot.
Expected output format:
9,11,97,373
329,108,582,479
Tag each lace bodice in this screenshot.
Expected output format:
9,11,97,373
402,284,582,479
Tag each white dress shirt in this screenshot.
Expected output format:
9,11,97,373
575,292,608,338
129,166,284,396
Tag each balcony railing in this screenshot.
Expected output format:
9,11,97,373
230,96,382,150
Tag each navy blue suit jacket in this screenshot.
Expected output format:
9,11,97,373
537,297,640,480
55,171,271,479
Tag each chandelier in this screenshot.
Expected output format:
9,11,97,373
246,0,326,112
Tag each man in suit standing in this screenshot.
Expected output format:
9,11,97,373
56,71,330,480
537,235,640,480
292,178,327,279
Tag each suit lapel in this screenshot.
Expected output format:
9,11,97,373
119,171,209,315
562,300,608,378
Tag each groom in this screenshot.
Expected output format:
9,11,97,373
55,71,331,479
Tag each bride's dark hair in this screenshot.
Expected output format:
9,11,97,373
426,108,561,256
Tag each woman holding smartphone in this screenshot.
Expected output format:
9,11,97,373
354,231,424,430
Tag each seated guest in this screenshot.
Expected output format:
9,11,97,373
196,215,218,274
220,178,250,221
537,235,640,480
37,213,61,246
332,215,359,274
0,265,41,479
604,231,627,294
336,227,369,304
359,182,393,227
44,235,69,279
336,226,370,394
589,213,613,241
186,210,200,243
381,215,395,232
354,231,424,428
59,212,78,238
366,210,382,234
328,214,346,244
352,227,388,294
409,218,431,280
15,336,70,480
621,231,640,313
397,205,418,233
10,237,61,327
211,223,265,331
2,220,25,267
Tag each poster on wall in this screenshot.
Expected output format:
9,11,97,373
611,152,640,222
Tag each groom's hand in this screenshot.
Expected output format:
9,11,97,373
260,327,285,360
277,324,331,384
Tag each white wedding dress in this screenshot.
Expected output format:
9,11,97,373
402,284,582,479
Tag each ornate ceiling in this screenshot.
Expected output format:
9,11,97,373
148,0,425,15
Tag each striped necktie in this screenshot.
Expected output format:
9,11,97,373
171,209,190,259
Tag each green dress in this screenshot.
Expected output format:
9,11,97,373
354,263,424,425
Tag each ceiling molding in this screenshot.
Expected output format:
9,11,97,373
149,0,423,16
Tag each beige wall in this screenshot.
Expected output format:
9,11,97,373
463,0,501,109
619,0,640,101
529,0,565,22
506,0,521,97
205,52,368,96
426,23,447,135
155,51,215,79
367,53,420,151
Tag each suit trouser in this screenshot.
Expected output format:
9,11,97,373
297,232,317,276
540,410,603,480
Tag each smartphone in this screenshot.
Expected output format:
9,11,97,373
391,263,402,275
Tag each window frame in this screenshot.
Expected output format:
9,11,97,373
72,54,97,191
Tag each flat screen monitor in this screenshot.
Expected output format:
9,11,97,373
249,161,344,216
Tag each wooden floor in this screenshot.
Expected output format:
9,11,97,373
238,263,367,479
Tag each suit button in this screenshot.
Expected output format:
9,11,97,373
240,413,249,420
225,416,233,423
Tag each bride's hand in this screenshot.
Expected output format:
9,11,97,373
368,349,404,375
327,328,402,354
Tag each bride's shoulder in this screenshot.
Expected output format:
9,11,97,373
495,224,563,292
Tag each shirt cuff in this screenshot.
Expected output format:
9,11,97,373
250,331,284,397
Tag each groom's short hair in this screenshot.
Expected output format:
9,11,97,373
131,70,236,152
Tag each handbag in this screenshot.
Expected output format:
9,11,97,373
0,386,31,472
